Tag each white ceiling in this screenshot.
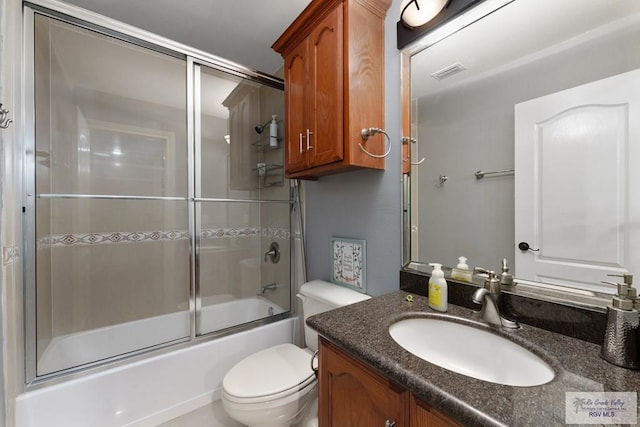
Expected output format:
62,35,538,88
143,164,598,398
60,0,312,74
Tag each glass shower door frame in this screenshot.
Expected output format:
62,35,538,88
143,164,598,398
23,3,289,386
192,60,293,337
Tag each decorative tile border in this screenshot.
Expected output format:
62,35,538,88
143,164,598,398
201,227,290,240
42,230,189,247
262,227,291,240
201,227,260,239
3,245,20,266
39,227,291,248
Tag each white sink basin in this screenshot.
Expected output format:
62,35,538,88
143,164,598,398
389,317,555,387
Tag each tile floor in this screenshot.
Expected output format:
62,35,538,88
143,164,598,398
158,400,242,427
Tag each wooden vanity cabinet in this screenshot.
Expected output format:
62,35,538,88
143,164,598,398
319,337,407,426
318,337,460,427
272,0,391,179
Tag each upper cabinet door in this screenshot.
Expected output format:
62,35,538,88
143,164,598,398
284,42,308,173
308,6,344,168
272,0,391,179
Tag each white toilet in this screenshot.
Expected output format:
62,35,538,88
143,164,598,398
221,280,370,427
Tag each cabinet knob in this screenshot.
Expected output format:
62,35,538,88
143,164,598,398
299,132,304,153
385,420,396,427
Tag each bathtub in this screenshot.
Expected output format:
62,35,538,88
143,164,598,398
199,295,285,333
37,295,285,375
17,298,295,427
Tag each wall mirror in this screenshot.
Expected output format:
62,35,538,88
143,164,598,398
402,0,640,302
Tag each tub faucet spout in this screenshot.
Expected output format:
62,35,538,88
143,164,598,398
261,283,277,294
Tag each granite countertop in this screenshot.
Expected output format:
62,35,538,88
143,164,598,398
307,291,640,427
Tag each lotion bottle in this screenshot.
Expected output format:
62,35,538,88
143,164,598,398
269,115,278,148
428,263,448,312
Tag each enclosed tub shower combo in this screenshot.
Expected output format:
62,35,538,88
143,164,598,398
17,1,299,425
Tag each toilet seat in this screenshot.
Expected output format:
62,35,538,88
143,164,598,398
222,343,316,405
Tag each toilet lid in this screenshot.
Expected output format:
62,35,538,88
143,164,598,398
223,343,315,400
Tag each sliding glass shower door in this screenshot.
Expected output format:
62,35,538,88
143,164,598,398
195,65,290,335
31,15,190,376
27,10,290,380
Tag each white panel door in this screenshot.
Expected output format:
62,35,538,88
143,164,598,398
514,68,640,293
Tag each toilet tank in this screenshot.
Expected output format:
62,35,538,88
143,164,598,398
297,280,371,351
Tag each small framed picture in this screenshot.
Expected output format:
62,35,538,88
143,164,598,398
330,237,366,293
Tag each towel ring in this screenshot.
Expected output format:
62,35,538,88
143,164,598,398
401,135,424,164
358,128,392,158
403,157,425,165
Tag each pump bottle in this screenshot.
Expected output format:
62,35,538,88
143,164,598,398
451,256,472,282
269,115,278,148
428,263,448,312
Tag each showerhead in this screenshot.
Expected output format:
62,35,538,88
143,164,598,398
254,119,271,134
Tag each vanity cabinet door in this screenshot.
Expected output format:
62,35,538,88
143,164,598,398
410,395,461,427
319,337,407,427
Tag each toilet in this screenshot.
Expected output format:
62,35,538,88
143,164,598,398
221,280,370,427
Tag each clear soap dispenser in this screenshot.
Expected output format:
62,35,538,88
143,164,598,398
601,274,640,369
451,256,472,282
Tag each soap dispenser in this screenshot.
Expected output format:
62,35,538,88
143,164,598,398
428,263,448,312
601,274,640,370
451,256,472,282
500,258,514,286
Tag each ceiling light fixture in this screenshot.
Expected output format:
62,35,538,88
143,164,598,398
400,0,450,29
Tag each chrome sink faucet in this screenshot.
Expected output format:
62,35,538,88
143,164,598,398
472,268,519,329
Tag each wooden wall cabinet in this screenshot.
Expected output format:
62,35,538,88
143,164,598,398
319,337,460,427
272,0,391,179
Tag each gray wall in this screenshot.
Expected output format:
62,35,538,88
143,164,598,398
304,0,403,297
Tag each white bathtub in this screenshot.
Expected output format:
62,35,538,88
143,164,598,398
37,295,285,375
200,295,285,333
17,298,295,427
